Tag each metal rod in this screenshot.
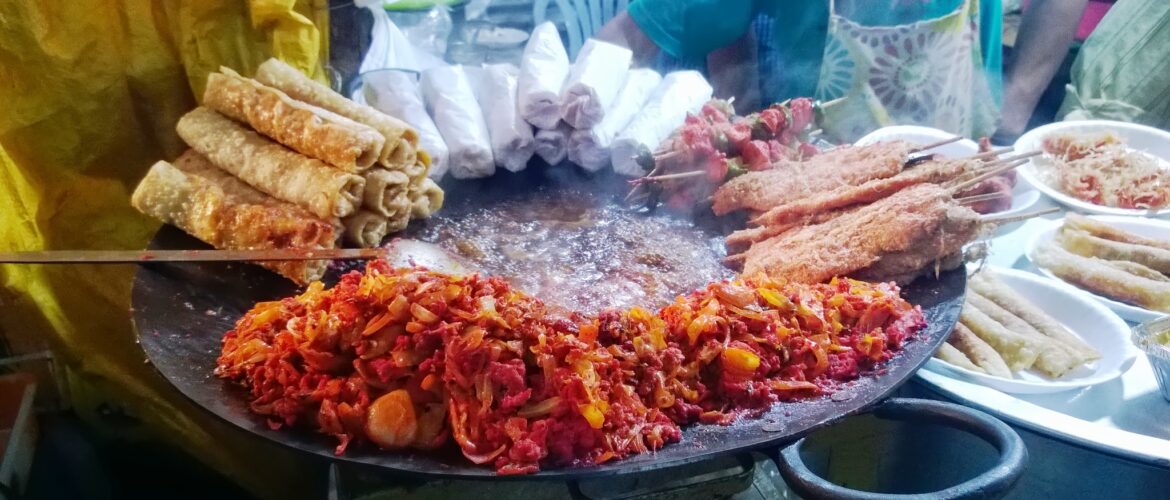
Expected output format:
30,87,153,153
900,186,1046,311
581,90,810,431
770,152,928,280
0,247,387,264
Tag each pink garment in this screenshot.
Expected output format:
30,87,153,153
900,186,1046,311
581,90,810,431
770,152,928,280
1077,1,1114,41
1019,0,1114,41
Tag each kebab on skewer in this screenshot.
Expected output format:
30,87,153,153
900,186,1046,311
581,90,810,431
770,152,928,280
723,182,1055,285
726,151,1038,248
626,98,821,210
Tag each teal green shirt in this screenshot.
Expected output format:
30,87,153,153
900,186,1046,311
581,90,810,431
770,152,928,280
628,0,1002,104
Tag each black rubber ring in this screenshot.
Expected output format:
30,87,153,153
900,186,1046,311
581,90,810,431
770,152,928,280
775,397,1029,500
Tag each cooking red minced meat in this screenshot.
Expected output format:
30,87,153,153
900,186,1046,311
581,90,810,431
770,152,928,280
215,260,925,474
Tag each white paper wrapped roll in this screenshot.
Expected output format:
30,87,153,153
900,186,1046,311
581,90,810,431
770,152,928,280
559,39,633,129
420,65,495,179
611,71,713,177
567,69,662,172
361,70,450,179
473,64,536,172
534,122,570,165
517,22,570,130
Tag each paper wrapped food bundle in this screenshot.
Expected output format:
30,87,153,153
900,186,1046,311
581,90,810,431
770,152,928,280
474,64,536,172
421,65,496,179
517,21,570,130
611,71,714,177
559,39,633,129
362,70,450,180
568,68,662,172
534,121,571,165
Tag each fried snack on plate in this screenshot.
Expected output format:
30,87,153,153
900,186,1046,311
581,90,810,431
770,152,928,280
204,68,385,172
960,305,1040,371
176,107,366,219
935,342,986,373
1058,227,1170,275
1103,260,1170,282
256,58,419,169
967,292,1088,377
949,323,1013,378
969,272,1102,359
1065,213,1170,252
130,158,336,284
1031,242,1170,313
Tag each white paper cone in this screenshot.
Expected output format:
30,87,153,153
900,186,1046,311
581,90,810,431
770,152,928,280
420,65,495,179
473,64,536,172
362,70,450,179
517,22,570,130
611,71,713,177
534,122,570,165
559,39,633,129
567,68,662,172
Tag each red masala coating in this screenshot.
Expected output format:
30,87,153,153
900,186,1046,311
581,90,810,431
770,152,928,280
216,261,924,474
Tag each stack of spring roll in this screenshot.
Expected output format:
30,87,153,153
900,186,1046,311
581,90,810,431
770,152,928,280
131,59,445,284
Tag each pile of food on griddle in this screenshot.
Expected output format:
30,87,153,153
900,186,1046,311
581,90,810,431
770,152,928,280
129,31,1046,475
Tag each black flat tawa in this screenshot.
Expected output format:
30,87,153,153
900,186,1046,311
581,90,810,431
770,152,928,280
132,168,966,480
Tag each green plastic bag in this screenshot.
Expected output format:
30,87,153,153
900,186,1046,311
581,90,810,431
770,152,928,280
1059,0,1170,129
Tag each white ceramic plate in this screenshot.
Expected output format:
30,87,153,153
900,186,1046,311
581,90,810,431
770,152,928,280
926,267,1138,394
1014,120,1170,217
1024,215,1170,322
855,125,1040,219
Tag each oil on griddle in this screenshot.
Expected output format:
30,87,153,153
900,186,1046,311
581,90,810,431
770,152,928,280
403,170,734,315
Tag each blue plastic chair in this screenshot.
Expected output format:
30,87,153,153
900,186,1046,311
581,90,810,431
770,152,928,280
532,0,629,59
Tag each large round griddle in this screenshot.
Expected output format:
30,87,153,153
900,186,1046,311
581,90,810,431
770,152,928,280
132,166,965,479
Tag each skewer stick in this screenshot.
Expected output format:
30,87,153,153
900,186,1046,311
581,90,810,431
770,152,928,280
654,150,680,162
910,136,963,153
631,170,706,184
722,253,747,266
969,146,1014,161
980,207,1060,225
957,192,1011,205
949,159,1027,194
982,150,1041,167
624,163,665,202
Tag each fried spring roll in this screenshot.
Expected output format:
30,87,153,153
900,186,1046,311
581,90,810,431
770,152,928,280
362,168,411,218
960,305,1039,371
341,210,389,248
968,272,1102,359
967,292,1090,377
204,69,385,172
935,342,986,373
1065,213,1170,252
255,58,418,168
177,107,365,219
949,324,1012,378
1104,260,1170,282
131,158,335,284
1030,243,1170,313
409,178,445,219
1058,227,1170,276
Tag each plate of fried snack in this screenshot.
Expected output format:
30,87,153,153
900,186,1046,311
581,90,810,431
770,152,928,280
1015,120,1170,216
926,267,1136,394
1027,214,1170,322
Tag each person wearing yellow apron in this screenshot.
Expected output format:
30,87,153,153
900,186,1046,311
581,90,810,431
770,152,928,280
0,1,330,497
598,0,1003,142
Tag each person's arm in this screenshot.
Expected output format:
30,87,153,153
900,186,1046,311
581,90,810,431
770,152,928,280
595,11,661,67
597,0,755,65
995,0,1090,142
